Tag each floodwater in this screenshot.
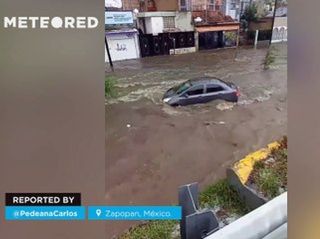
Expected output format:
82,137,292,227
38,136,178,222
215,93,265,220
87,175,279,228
105,44,287,238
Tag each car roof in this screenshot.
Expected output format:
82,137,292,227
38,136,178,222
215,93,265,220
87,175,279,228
188,77,226,86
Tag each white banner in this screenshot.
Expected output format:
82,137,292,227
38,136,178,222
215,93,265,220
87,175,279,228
105,0,122,9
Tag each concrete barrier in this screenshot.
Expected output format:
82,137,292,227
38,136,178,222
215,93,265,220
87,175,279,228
227,142,281,210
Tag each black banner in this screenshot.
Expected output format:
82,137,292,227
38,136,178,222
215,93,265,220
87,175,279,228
5,193,81,206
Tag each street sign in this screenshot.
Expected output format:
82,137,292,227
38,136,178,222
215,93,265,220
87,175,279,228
105,11,133,25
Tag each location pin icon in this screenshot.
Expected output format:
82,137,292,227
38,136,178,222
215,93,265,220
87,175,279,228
96,209,102,217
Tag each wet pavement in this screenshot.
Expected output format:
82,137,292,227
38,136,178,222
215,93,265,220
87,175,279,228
105,43,287,238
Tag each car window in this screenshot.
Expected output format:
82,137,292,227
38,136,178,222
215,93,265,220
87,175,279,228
175,82,191,94
186,86,204,96
206,84,225,93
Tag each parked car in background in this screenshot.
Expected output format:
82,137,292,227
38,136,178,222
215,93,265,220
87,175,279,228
163,77,240,106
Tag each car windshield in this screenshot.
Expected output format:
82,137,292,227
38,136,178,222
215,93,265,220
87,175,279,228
173,81,191,94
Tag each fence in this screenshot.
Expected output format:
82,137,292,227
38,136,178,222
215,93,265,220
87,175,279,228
271,26,287,43
247,30,273,41
139,31,195,57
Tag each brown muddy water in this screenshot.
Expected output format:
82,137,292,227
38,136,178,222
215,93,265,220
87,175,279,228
105,44,287,238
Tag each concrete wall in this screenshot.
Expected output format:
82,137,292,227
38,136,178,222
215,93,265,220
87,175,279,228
141,11,194,34
175,12,194,31
105,32,140,62
274,17,287,28
249,17,273,31
144,16,164,35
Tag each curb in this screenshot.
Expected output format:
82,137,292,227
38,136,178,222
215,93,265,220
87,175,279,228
227,142,281,210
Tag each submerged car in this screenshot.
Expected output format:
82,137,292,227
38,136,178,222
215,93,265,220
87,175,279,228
163,77,240,106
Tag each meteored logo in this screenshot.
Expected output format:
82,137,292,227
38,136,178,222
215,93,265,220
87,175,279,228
3,16,99,29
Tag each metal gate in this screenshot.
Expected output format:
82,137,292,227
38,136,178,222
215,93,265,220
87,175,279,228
139,31,195,57
199,31,224,50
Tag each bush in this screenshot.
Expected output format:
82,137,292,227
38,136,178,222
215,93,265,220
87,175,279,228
105,76,117,98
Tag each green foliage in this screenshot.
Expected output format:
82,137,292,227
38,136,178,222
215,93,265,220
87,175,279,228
199,179,249,215
241,4,258,23
119,179,251,238
253,137,288,198
270,138,288,187
253,160,265,171
264,48,275,69
256,168,280,198
119,221,178,239
105,76,117,98
224,32,237,42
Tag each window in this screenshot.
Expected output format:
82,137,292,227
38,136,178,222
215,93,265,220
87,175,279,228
173,81,191,94
208,0,215,11
163,17,175,29
206,84,224,93
180,0,190,11
186,86,204,96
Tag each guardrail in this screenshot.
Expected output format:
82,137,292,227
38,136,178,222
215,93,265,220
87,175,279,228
205,192,287,239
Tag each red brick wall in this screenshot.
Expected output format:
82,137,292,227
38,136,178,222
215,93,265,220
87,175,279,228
122,0,178,11
155,0,178,11
122,0,140,10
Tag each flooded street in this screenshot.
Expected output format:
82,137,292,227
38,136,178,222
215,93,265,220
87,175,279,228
105,44,287,238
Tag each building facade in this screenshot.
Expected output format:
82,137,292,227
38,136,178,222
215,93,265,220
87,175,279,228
105,10,141,62
177,0,240,50
105,0,240,61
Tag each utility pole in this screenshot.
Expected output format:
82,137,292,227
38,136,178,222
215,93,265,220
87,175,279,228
269,0,278,45
105,36,114,71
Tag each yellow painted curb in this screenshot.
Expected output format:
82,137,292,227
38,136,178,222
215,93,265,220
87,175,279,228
233,141,281,184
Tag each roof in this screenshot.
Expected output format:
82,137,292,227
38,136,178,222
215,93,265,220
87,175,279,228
193,11,238,27
189,77,224,85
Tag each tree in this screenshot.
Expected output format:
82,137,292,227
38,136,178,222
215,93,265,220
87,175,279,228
240,3,258,31
241,3,258,22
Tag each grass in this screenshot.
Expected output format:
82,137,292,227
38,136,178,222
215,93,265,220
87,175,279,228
199,179,249,215
105,76,118,98
264,47,275,70
256,168,280,198
249,136,288,198
118,220,178,239
118,179,249,239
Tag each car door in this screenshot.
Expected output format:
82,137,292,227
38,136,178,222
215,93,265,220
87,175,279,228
204,84,227,102
179,85,204,105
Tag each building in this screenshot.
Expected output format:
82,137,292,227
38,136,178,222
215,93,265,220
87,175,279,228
178,0,240,50
131,0,197,57
222,0,241,21
105,10,141,62
105,0,241,61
